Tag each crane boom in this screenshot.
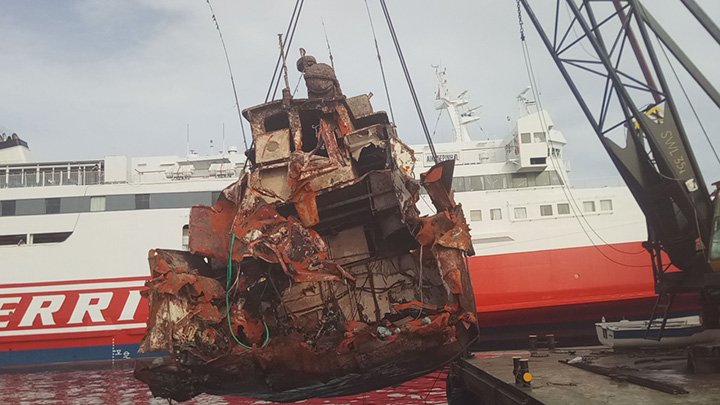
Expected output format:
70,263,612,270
519,0,720,324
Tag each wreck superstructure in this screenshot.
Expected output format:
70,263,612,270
134,85,478,401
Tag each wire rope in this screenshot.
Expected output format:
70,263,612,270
206,0,249,151
363,0,396,123
517,0,649,265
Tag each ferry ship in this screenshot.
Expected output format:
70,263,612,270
0,75,697,368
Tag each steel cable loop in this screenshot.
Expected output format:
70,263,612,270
379,0,438,163
226,233,271,349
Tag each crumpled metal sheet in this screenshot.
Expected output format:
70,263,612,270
136,85,478,403
420,158,457,211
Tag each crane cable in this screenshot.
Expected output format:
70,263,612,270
206,0,249,151
265,0,305,103
378,0,438,163
363,0,396,123
516,1,648,265
654,34,720,169
520,1,645,257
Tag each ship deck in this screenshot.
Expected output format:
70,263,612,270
452,346,720,404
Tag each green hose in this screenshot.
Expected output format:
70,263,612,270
226,232,270,349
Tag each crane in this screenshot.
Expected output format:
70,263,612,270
518,0,720,331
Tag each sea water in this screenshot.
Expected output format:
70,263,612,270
0,365,447,404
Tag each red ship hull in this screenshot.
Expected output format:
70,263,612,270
469,241,700,347
0,242,701,367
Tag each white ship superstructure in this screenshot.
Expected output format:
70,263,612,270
413,69,644,257
0,135,245,366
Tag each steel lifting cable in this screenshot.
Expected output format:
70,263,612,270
206,0,249,151
270,0,305,102
264,0,304,103
654,34,720,169
519,2,644,258
516,0,647,264
378,0,438,163
651,33,715,262
363,0,396,123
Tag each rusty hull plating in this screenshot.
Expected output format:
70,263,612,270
134,93,478,402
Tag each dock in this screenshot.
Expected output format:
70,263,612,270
448,346,720,404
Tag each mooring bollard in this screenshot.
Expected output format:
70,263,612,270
528,334,538,352
512,356,522,384
546,334,556,351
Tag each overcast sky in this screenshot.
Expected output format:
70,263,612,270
2,0,719,184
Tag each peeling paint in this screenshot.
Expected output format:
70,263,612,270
135,58,478,402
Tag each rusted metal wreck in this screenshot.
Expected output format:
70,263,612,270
134,56,478,402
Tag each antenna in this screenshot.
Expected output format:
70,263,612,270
278,34,292,100
222,123,226,156
186,124,190,158
321,18,335,69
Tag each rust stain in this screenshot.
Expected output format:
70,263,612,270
135,53,478,403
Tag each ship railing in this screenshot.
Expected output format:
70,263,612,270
0,168,105,188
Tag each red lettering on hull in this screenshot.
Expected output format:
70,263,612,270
0,277,149,350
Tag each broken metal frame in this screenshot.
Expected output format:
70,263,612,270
136,85,477,402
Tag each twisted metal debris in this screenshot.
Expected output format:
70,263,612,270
134,63,477,402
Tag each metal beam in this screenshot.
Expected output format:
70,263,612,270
681,0,720,45
636,2,720,112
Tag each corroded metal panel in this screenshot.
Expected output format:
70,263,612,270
255,128,292,164
136,63,478,402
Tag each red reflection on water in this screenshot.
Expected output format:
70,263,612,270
0,366,448,405
214,369,448,405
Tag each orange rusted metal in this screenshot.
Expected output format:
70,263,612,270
135,54,478,403
420,158,457,211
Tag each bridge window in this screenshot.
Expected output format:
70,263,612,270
511,174,528,188
600,199,613,211
90,196,106,212
521,133,531,144
468,176,484,191
0,234,26,246
540,204,553,216
45,198,61,214
182,225,190,250
484,175,505,190
135,194,150,210
549,171,564,185
452,177,467,192
583,201,596,213
32,232,72,244
490,208,502,221
264,112,290,132
299,110,322,153
557,203,570,215
514,207,527,219
470,210,482,222
533,132,546,143
1,200,16,216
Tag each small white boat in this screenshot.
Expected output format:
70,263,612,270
595,316,720,348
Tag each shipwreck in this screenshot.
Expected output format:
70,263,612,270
134,54,478,402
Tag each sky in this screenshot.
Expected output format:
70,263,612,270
1,0,720,185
